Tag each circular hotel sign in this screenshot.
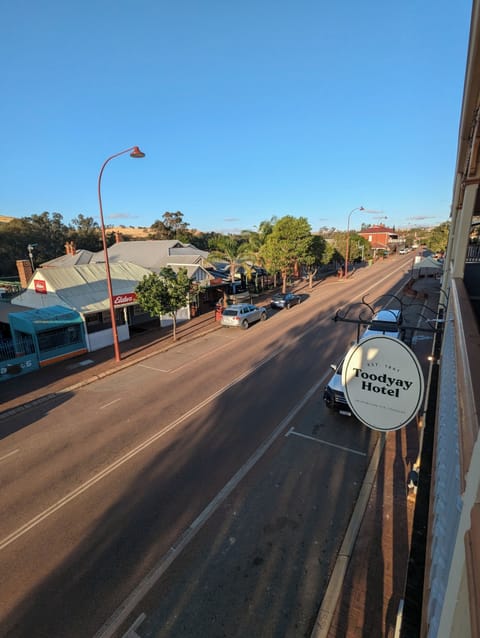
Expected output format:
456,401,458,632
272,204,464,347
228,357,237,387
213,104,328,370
341,335,425,431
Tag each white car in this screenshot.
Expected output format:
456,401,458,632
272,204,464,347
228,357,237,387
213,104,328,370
220,303,267,329
323,356,353,415
362,309,403,340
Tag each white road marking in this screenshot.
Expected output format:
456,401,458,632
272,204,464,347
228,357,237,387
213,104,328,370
121,612,146,638
137,364,171,372
0,342,302,554
285,427,366,456
0,449,19,462
99,398,122,410
93,371,329,638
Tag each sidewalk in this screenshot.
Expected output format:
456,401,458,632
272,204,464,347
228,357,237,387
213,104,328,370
321,274,440,638
0,272,440,638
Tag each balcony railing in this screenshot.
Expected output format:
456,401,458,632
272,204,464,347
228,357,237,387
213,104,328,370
425,277,480,635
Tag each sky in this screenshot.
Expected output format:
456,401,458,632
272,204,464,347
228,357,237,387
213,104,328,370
0,1,473,234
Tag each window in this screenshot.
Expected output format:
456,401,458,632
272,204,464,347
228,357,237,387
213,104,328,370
37,325,82,353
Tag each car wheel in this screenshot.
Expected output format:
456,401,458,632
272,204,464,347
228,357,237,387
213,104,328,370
286,303,291,309
241,319,249,329
260,312,267,321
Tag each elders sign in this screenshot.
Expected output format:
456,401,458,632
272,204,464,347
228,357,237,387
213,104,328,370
342,335,425,431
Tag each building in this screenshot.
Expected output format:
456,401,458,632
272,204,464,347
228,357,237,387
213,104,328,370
400,2,480,636
358,224,400,254
11,262,154,352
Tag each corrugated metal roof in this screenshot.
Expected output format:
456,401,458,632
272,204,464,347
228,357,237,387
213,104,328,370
167,254,203,265
38,240,210,272
93,240,209,271
14,262,152,314
0,301,35,323
40,249,95,267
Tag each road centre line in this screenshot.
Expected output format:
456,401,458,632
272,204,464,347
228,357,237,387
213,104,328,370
286,427,366,456
93,368,329,638
99,398,122,410
1,263,407,552
0,340,310,553
0,449,19,463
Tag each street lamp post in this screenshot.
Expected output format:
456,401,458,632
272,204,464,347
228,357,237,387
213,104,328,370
98,146,145,362
344,206,364,279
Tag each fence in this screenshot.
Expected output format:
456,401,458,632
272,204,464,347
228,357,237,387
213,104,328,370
0,334,35,361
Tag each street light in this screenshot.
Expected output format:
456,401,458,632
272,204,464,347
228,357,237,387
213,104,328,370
344,206,364,279
98,146,145,362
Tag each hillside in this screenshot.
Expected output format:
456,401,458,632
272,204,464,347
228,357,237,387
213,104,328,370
108,225,151,239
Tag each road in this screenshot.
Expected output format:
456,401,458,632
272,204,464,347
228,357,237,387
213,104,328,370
0,255,422,637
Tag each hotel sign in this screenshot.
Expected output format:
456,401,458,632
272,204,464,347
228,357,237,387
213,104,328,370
342,335,425,431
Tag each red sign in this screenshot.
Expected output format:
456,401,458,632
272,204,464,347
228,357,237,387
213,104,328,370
113,292,137,306
34,279,47,294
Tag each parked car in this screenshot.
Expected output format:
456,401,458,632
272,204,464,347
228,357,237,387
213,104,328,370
323,357,352,415
361,308,403,340
220,303,267,329
270,292,301,309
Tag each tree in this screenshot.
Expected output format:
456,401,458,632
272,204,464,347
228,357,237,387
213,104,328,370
260,216,313,293
259,238,282,288
0,211,70,276
426,222,450,253
135,267,192,341
149,211,190,241
207,235,251,301
149,219,171,240
67,214,102,252
303,234,327,289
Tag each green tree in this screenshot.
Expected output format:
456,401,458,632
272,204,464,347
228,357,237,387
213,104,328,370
149,219,170,240
426,222,450,253
149,211,191,241
259,238,282,288
260,216,313,293
207,235,251,300
257,217,277,240
303,234,327,289
135,267,192,341
0,211,69,276
67,214,102,252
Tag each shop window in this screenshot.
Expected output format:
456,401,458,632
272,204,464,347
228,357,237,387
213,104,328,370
37,325,82,353
85,310,125,334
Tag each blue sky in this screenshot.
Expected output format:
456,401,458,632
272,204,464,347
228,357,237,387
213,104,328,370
1,1,472,234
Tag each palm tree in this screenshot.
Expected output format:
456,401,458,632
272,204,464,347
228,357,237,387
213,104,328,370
208,235,251,302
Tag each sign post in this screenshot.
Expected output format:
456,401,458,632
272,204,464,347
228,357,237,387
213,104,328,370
342,335,425,431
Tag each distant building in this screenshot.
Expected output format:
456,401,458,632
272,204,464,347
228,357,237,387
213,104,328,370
358,224,400,253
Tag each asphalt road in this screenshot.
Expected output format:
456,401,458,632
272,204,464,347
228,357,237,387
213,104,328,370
0,255,422,638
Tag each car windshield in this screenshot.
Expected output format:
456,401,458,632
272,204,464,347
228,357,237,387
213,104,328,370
369,321,398,333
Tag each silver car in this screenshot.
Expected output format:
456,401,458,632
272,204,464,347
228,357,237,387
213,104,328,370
220,303,267,329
